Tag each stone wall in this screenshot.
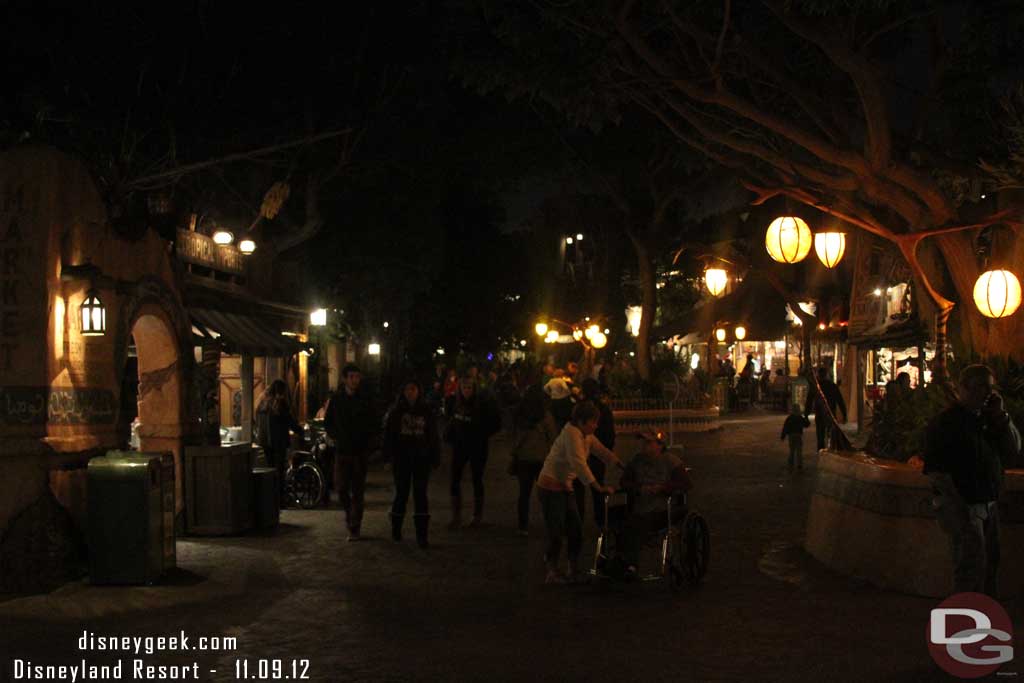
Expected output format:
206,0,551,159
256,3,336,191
0,146,194,593
806,450,1024,598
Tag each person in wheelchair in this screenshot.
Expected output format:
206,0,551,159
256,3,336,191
611,429,693,580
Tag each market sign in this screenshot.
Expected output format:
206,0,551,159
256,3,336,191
0,386,116,425
176,229,245,275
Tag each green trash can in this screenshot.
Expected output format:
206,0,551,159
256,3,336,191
87,452,172,585
251,467,280,532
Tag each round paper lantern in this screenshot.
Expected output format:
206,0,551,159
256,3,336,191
765,216,812,264
973,269,1022,318
715,328,726,342
590,332,608,349
704,268,728,297
814,232,846,268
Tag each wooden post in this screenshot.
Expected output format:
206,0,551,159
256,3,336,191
784,333,789,376
856,348,865,434
917,342,926,386
241,354,254,442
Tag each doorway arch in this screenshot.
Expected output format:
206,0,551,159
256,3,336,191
127,304,185,515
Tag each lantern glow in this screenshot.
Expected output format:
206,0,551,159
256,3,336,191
590,332,607,349
973,269,1022,319
572,329,584,341
704,268,729,297
814,232,847,268
368,343,381,356
80,289,106,336
310,308,327,326
735,326,746,340
212,229,234,246
535,322,549,337
715,328,726,342
238,238,256,255
765,216,812,264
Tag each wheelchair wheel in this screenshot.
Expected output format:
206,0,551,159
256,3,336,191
682,513,710,584
289,463,325,509
595,530,626,580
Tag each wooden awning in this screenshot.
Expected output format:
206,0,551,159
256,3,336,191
190,308,308,357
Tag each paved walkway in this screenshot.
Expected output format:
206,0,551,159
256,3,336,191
1,413,1015,681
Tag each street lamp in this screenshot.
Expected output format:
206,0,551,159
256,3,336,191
973,269,1022,318
566,237,574,245
576,233,584,241
765,216,812,264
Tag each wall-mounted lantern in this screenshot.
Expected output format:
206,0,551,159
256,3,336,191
81,289,106,336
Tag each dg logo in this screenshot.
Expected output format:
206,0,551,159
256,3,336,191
928,592,1014,678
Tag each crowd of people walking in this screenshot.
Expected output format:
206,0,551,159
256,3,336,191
299,360,648,581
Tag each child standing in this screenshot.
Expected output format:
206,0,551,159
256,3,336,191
781,403,811,472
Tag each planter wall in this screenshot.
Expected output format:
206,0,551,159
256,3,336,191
613,407,720,435
806,450,1024,598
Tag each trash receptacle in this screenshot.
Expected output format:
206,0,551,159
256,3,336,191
88,452,173,585
251,467,280,532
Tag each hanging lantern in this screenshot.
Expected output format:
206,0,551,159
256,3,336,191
590,332,608,349
212,228,234,246
814,232,847,268
585,324,599,340
973,269,1022,318
735,325,746,340
765,216,812,264
310,308,328,326
534,322,549,337
704,268,729,297
715,328,726,342
81,289,106,336
572,329,584,341
238,238,256,255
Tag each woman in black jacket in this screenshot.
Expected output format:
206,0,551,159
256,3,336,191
445,375,501,529
257,380,301,507
385,381,440,548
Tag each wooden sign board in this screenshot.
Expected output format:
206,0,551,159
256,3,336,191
176,229,244,275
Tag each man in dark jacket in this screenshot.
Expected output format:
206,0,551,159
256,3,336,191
804,367,847,451
924,364,1021,596
579,378,616,525
325,364,377,541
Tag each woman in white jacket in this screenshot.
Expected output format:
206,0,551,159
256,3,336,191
536,401,622,584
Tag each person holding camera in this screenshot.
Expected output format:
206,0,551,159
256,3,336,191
924,364,1021,596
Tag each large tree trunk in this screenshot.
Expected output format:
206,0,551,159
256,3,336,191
632,235,657,382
